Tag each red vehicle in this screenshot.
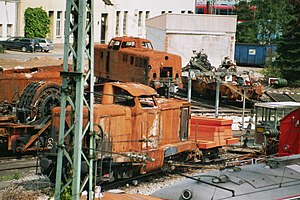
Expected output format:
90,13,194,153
254,102,300,155
195,2,237,15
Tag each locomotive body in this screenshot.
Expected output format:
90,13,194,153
40,82,238,183
94,37,182,94
42,82,194,182
151,154,300,200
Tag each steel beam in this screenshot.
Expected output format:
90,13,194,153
54,0,94,199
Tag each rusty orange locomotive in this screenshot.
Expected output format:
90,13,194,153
94,37,182,94
40,82,238,183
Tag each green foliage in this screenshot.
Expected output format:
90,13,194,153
236,0,292,44
236,1,258,43
236,21,258,43
263,0,300,84
0,172,21,181
61,185,72,200
252,0,292,44
24,7,50,38
0,44,5,53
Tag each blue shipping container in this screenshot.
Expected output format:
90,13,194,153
234,43,277,67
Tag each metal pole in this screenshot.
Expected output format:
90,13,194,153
240,88,246,144
215,77,220,118
187,69,192,103
242,89,246,128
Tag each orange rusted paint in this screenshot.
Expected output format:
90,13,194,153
94,37,182,92
51,82,191,175
0,65,62,102
190,116,238,148
81,192,162,200
49,82,238,182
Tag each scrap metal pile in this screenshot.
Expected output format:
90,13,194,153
182,50,264,101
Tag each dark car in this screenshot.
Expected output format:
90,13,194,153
0,37,41,52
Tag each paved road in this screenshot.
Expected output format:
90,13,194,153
0,43,64,61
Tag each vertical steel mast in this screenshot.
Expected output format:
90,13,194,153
54,0,95,199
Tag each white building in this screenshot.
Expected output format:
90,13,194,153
146,14,237,67
0,1,17,40
17,0,196,44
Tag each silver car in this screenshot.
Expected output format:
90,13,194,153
36,38,54,52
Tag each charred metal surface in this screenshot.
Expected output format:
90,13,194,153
16,81,61,124
94,37,182,94
182,51,264,101
0,65,62,102
0,80,60,153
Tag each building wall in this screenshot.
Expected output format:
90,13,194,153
17,0,196,44
0,2,17,40
146,14,237,67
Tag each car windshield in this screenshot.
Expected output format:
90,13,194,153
46,39,53,43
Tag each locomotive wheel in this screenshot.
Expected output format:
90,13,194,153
17,81,61,124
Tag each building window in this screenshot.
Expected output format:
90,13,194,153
115,11,120,35
145,11,150,20
123,11,128,35
181,10,186,14
56,11,62,37
168,11,172,13
138,11,142,28
0,24,2,37
7,24,13,37
188,10,193,14
161,11,166,14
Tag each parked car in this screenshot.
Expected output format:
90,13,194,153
0,37,41,52
35,38,54,52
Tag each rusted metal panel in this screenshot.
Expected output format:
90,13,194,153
81,192,162,200
0,65,62,102
109,82,157,97
144,148,164,173
94,37,182,91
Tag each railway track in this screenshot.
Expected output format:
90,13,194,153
264,91,300,102
0,155,38,171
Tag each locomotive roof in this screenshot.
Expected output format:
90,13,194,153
151,154,300,200
111,36,151,43
109,82,157,97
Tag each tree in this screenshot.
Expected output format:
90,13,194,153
236,1,258,43
252,0,292,44
24,7,50,38
270,0,300,84
236,0,292,44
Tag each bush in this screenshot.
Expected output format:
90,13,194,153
24,7,50,38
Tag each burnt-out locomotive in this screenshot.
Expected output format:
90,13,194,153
40,82,238,183
94,37,182,95
182,51,264,101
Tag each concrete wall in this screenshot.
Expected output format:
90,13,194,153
0,2,17,40
17,0,196,44
146,14,237,67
